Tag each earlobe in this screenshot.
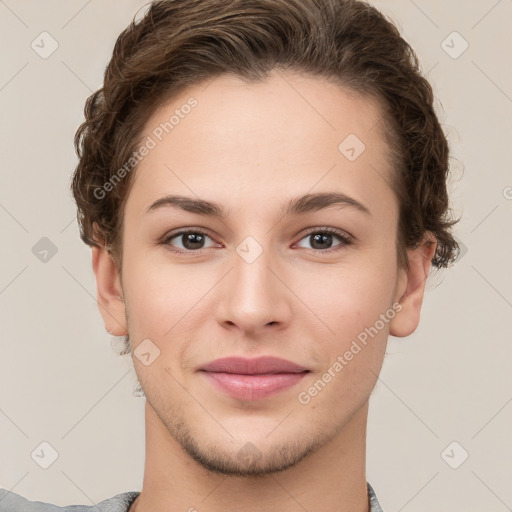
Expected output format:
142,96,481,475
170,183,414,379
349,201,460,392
91,243,128,336
389,232,437,338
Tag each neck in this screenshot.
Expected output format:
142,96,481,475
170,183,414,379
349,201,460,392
130,400,370,512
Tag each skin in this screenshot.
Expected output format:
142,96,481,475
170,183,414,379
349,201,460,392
92,70,436,512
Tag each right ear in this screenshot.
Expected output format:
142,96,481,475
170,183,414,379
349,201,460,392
91,239,128,336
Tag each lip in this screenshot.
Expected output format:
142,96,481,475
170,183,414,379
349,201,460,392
199,356,308,374
198,356,309,401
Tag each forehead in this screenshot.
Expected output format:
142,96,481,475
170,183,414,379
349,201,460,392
127,70,395,217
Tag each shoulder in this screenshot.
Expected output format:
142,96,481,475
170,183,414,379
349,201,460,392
0,489,140,512
367,482,384,512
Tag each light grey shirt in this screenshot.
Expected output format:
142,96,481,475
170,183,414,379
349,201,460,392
0,482,384,511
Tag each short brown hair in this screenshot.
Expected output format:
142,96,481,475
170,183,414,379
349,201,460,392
71,0,459,273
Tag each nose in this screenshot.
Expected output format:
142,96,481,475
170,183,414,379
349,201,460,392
214,245,293,336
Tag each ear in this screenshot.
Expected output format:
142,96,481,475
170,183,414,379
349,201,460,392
91,240,128,336
389,232,437,338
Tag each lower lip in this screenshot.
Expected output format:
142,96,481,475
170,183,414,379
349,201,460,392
200,371,308,400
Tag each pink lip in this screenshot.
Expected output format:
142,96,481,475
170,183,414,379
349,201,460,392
199,356,308,374
198,356,309,400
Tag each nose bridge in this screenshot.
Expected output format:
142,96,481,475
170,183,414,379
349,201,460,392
216,240,291,332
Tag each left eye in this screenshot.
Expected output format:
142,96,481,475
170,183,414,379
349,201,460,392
295,229,352,251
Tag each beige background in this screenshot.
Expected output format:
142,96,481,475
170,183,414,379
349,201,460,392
0,0,511,510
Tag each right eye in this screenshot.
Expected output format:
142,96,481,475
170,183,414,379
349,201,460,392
162,230,220,252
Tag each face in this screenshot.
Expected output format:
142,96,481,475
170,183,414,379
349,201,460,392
95,70,427,476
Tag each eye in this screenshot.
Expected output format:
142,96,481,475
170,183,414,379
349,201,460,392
161,227,353,253
162,230,218,251
295,228,353,252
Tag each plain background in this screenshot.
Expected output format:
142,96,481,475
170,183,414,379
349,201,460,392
0,0,511,510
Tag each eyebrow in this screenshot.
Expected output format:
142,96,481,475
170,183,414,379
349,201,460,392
145,192,371,218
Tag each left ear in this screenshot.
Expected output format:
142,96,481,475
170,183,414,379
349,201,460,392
389,232,437,338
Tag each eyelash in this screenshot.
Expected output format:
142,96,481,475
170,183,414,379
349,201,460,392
161,227,354,254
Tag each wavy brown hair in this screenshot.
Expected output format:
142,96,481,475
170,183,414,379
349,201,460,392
71,0,459,276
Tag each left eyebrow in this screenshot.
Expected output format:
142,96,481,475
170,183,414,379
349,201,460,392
145,192,371,218
282,192,371,217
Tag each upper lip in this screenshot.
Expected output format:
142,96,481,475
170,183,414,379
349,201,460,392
199,356,309,374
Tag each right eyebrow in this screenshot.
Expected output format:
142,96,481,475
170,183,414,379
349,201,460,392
145,195,227,218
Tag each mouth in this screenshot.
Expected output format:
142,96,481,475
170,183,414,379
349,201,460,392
198,356,310,401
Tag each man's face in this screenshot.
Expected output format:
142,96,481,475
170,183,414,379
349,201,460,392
112,71,408,475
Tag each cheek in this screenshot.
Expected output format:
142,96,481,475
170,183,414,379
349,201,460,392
295,265,394,412
122,250,197,339
293,256,397,403
299,257,398,339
